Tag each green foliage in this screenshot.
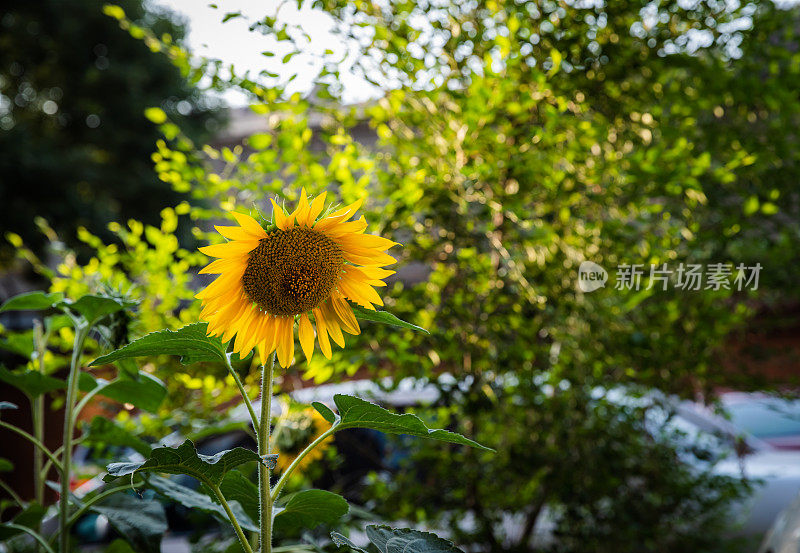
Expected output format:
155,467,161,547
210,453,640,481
90,322,228,366
332,526,465,553
332,394,492,451
273,490,349,536
106,439,260,487
0,292,64,313
0,366,64,398
88,493,167,553
145,475,258,532
349,305,430,334
84,416,151,456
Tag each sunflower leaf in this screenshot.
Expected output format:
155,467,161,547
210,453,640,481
0,291,64,313
61,294,136,325
105,439,259,487
332,395,493,452
273,489,349,536
349,305,429,334
365,525,465,553
88,493,167,553
90,322,228,367
0,365,64,398
312,401,338,424
146,474,258,532
331,531,370,553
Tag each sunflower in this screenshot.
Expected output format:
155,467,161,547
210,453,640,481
196,189,397,367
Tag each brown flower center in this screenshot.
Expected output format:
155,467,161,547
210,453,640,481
242,227,344,316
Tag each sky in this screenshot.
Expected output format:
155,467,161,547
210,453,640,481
150,0,378,106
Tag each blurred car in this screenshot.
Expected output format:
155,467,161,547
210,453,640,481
297,380,800,538
718,392,800,451
758,491,800,553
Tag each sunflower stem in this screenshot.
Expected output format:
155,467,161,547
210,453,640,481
59,323,89,553
259,352,276,553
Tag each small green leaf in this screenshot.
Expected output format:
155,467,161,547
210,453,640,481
146,474,257,532
219,470,259,524
90,323,228,367
333,395,493,451
63,294,135,325
0,291,63,313
350,305,429,334
0,366,64,398
0,458,14,472
331,531,369,553
95,372,167,413
85,416,151,456
89,493,167,553
312,401,338,424
106,439,259,487
365,525,464,553
273,489,349,536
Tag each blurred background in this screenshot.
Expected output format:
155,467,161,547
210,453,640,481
2,0,800,552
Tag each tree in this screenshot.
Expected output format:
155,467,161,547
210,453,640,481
0,0,220,264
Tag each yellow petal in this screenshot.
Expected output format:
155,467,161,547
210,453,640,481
195,268,246,300
331,295,360,335
214,225,257,242
321,303,345,347
271,199,289,230
199,241,258,259
338,278,383,309
199,258,245,275
343,250,397,267
295,188,311,226
330,197,363,219
298,313,315,361
307,192,327,224
276,317,295,368
336,233,398,252
325,219,369,238
231,212,267,238
312,308,332,359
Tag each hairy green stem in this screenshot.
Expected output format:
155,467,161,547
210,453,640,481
32,321,46,506
211,484,254,553
58,324,89,553
270,425,337,502
259,353,275,553
225,354,260,441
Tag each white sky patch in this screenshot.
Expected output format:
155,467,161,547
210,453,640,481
150,0,380,106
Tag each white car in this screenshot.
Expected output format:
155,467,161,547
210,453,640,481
294,379,800,538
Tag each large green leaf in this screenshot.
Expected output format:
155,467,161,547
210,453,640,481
90,322,228,367
219,470,259,524
146,475,257,532
273,489,349,536
350,305,429,334
0,291,63,313
0,366,64,398
85,416,151,456
106,439,260,487
331,531,369,553
333,395,493,451
62,294,136,325
78,371,167,413
365,526,464,553
89,493,167,553
98,373,167,413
